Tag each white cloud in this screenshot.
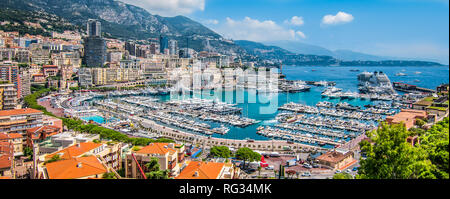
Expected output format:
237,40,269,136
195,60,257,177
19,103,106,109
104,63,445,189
120,0,205,17
204,19,219,25
296,31,306,39
285,16,304,26
217,17,306,42
321,11,354,26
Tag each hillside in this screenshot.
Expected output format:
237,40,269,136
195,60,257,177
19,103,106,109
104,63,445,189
0,8,80,37
0,0,242,54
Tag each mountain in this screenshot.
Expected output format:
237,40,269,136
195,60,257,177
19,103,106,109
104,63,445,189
0,0,243,54
264,41,334,57
239,40,443,66
235,40,339,66
0,8,80,37
265,41,405,61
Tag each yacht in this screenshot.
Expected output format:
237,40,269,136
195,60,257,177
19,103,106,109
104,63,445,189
396,73,407,76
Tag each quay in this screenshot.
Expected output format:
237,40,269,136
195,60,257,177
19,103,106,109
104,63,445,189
134,116,326,152
393,82,436,93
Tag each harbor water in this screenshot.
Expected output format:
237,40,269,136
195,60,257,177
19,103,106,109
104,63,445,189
152,66,449,141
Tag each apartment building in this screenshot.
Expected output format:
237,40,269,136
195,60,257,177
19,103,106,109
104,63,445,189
0,108,43,135
43,141,122,171
0,62,22,98
0,141,14,178
124,143,185,179
42,65,59,77
91,68,141,86
0,132,23,156
0,83,17,110
20,69,31,98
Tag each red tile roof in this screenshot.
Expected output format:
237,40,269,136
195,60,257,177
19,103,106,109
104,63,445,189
0,133,23,140
175,161,225,179
26,126,60,140
45,142,103,161
0,108,42,117
45,156,107,179
136,143,176,155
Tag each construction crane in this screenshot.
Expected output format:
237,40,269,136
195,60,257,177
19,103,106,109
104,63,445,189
131,153,147,179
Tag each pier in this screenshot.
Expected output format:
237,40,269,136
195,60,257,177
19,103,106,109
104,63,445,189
393,82,436,93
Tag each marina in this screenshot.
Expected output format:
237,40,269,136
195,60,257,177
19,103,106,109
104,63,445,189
52,66,448,150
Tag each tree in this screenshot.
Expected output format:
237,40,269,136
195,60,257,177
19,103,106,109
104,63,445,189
333,173,353,179
145,157,169,179
358,122,435,179
415,119,427,128
235,147,261,169
102,172,117,179
286,170,296,179
210,146,231,158
23,147,33,159
419,117,449,179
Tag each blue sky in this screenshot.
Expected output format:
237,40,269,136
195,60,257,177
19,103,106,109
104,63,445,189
123,0,449,64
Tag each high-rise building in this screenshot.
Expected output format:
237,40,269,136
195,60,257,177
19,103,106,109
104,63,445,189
87,19,101,37
125,41,137,56
169,40,178,56
159,36,169,54
20,70,31,98
83,20,107,68
0,63,21,99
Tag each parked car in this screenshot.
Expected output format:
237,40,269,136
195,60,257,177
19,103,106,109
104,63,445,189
312,164,319,168
345,169,352,173
352,167,359,172
303,164,312,169
265,166,274,170
301,172,312,177
335,170,342,174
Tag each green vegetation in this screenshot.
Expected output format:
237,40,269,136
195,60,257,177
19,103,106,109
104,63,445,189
0,8,79,37
23,88,56,117
419,118,449,179
145,157,169,179
358,119,449,179
428,106,448,111
209,146,232,159
415,119,427,128
102,172,117,179
333,173,354,179
61,119,174,146
44,154,62,165
23,147,33,160
24,87,174,148
235,147,261,169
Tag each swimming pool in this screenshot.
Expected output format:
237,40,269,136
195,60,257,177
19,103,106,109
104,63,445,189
81,116,119,124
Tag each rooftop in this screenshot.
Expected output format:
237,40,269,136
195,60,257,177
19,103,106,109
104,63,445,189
45,142,103,161
136,143,177,155
45,156,107,179
386,109,427,129
0,133,23,140
413,100,434,106
175,161,225,179
0,108,42,117
316,150,353,164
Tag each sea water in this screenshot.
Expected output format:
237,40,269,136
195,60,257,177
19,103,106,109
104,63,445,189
156,66,449,141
